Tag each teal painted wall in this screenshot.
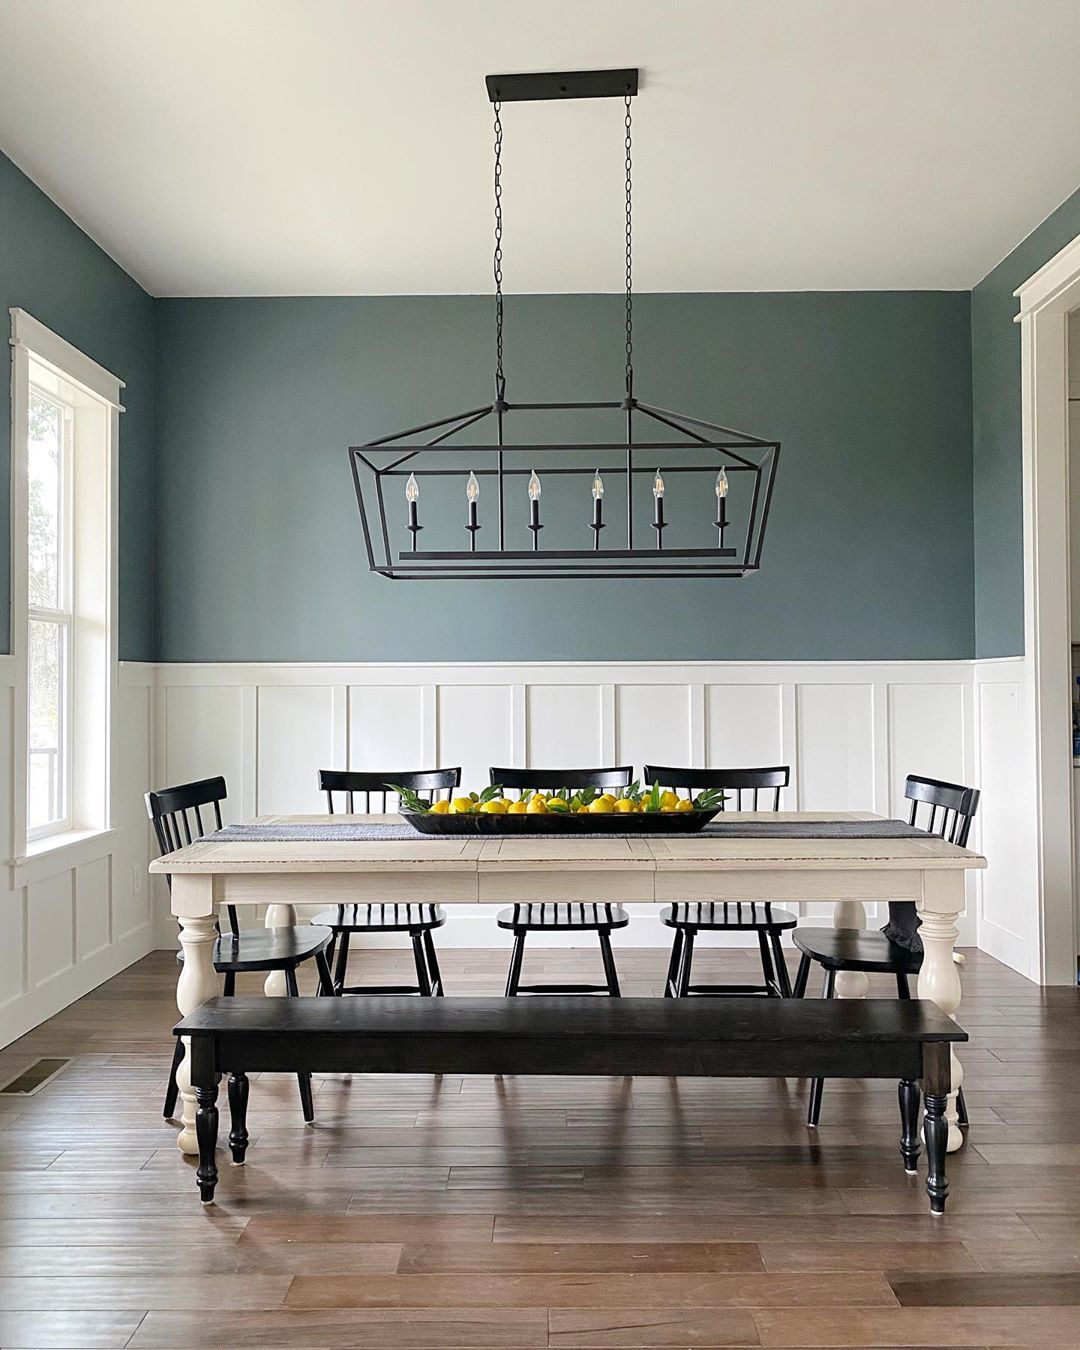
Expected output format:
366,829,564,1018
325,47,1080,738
0,152,156,659
972,185,1080,657
154,291,974,662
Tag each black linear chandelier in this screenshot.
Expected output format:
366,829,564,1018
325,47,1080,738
349,68,780,580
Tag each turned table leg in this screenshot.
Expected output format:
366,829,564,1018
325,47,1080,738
173,875,220,1156
832,900,869,1000
264,904,299,997
917,871,965,1154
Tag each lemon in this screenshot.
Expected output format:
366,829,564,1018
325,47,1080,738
614,798,636,814
660,791,680,812
546,797,568,812
596,793,615,805
429,799,450,815
526,796,548,814
675,798,694,812
507,799,528,814
589,798,615,813
480,798,508,814
577,805,591,814
449,797,476,814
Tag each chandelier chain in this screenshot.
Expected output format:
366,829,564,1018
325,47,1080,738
624,91,633,399
493,100,505,401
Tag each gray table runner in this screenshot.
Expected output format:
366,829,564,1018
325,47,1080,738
209,820,926,843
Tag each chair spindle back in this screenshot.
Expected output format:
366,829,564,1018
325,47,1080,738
642,765,790,812
489,766,633,800
905,775,979,846
145,776,237,934
318,768,461,814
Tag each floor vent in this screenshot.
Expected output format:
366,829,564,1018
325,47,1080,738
0,1058,71,1095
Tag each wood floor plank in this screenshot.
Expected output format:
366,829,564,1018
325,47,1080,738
129,1306,548,1348
0,1274,292,1310
890,1273,1080,1307
0,1309,144,1348
546,1306,760,1347
396,1241,765,1274
284,1270,898,1309
753,1305,1080,1346
759,1242,978,1273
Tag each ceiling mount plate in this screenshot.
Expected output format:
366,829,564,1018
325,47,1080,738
485,68,638,104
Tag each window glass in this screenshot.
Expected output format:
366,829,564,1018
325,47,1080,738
28,391,62,612
28,617,65,831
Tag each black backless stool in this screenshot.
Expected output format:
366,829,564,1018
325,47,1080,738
792,773,980,1127
147,777,334,1122
490,766,634,996
310,769,459,996
643,765,796,998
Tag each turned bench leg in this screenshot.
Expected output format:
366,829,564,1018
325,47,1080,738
899,1079,921,1174
228,1071,250,1164
195,1083,220,1203
922,1041,951,1214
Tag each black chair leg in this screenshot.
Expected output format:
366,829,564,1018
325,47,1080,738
792,952,812,999
333,929,351,994
757,930,779,996
505,930,526,996
284,966,315,1123
956,1085,968,1127
598,929,621,997
163,1037,184,1119
315,948,334,996
770,931,793,997
807,967,836,1128
423,929,444,995
223,970,236,998
411,933,433,996
676,929,696,997
664,930,684,997
896,971,912,999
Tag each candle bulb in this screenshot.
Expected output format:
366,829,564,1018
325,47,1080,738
527,469,542,550
405,472,420,536
715,467,728,544
590,470,605,550
465,470,480,550
652,468,666,546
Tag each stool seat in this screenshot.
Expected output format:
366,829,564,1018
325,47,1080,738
497,903,630,932
662,903,798,932
792,927,922,974
312,904,445,934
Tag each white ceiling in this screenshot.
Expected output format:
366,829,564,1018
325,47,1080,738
2,0,1080,296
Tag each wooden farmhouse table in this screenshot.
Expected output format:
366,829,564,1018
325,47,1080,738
151,811,986,1158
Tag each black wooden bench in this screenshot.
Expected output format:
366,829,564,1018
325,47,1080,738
174,995,966,1213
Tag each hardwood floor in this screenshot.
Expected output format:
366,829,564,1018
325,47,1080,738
0,945,1076,1348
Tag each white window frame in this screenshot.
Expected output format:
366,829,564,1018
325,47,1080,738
9,308,123,868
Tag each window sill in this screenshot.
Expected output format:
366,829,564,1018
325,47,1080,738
10,827,119,888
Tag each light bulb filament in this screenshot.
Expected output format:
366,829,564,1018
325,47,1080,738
652,470,665,499
466,470,480,502
716,468,728,499
528,469,541,501
405,472,419,503
592,471,604,500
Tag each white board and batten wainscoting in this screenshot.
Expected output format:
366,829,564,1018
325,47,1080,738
137,658,1032,965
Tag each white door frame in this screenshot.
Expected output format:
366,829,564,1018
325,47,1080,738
1015,232,1080,984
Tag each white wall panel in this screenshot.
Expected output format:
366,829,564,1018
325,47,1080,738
27,872,74,988
888,683,967,817
75,856,111,962
796,684,875,810
527,685,603,768
616,684,691,774
350,685,425,770
707,684,784,771
438,685,513,789
257,685,338,813
164,684,246,819
974,676,1030,967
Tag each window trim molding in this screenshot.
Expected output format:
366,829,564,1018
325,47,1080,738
8,308,122,865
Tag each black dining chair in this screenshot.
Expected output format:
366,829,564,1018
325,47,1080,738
147,776,334,1122
310,769,460,996
489,766,634,997
643,765,796,998
792,773,980,1127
